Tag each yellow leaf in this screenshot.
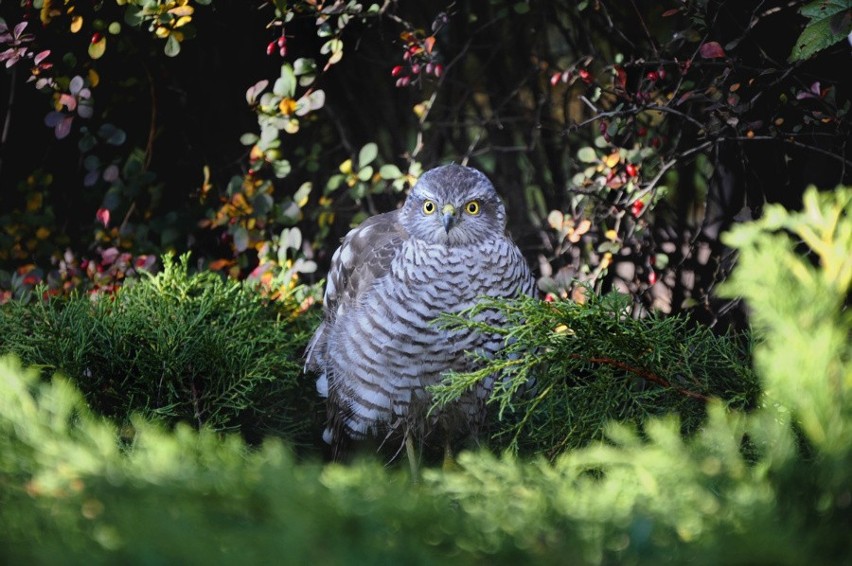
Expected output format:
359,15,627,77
604,152,620,168
339,159,353,175
70,14,83,33
155,26,170,38
168,5,194,17
605,229,618,241
175,15,193,28
87,68,100,87
278,97,298,116
36,227,51,240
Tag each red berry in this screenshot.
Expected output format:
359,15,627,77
637,126,647,136
578,68,592,83
625,163,638,177
391,65,404,77
646,70,659,82
266,41,276,56
277,36,287,47
91,32,102,44
550,72,561,86
433,63,443,77
411,63,421,74
648,270,657,285
630,200,644,217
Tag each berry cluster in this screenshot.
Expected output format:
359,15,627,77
266,34,287,57
391,31,442,88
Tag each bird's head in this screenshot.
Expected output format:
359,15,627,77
401,164,507,246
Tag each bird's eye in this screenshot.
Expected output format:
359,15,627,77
465,200,481,215
422,200,436,215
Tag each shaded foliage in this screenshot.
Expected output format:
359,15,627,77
1,1,849,328
0,253,321,445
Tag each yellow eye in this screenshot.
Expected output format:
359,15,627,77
465,200,480,215
422,200,436,214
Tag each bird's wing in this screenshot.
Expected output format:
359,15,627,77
305,209,407,371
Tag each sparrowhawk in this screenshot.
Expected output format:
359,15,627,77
305,164,535,462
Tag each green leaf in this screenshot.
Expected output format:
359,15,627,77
577,146,598,163
358,165,374,182
164,35,181,58
789,1,852,61
358,143,379,167
293,58,317,76
272,159,292,179
379,164,402,179
239,133,259,146
274,64,296,98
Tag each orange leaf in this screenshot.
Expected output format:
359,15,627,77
424,36,436,54
209,259,234,271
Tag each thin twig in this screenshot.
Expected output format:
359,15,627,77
572,354,710,401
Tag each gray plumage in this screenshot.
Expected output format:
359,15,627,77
305,164,535,454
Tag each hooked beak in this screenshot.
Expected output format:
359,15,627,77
441,204,456,233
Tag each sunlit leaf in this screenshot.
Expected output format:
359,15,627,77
281,227,302,251
577,147,597,163
358,143,378,167
379,164,402,179
245,80,269,104
164,35,181,57
274,64,296,98
358,165,373,182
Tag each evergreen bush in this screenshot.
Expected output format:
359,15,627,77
0,254,320,445
0,186,848,564
432,292,759,458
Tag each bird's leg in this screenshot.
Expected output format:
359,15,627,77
405,429,420,483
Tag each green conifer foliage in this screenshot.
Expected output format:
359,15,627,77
0,254,320,444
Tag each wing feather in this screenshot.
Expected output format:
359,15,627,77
305,210,407,373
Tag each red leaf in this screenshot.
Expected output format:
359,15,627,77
699,41,726,59
661,8,680,17
614,65,627,90
96,208,110,228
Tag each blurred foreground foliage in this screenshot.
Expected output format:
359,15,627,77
1,186,849,563
0,253,321,445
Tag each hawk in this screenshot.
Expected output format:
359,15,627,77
305,164,535,466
